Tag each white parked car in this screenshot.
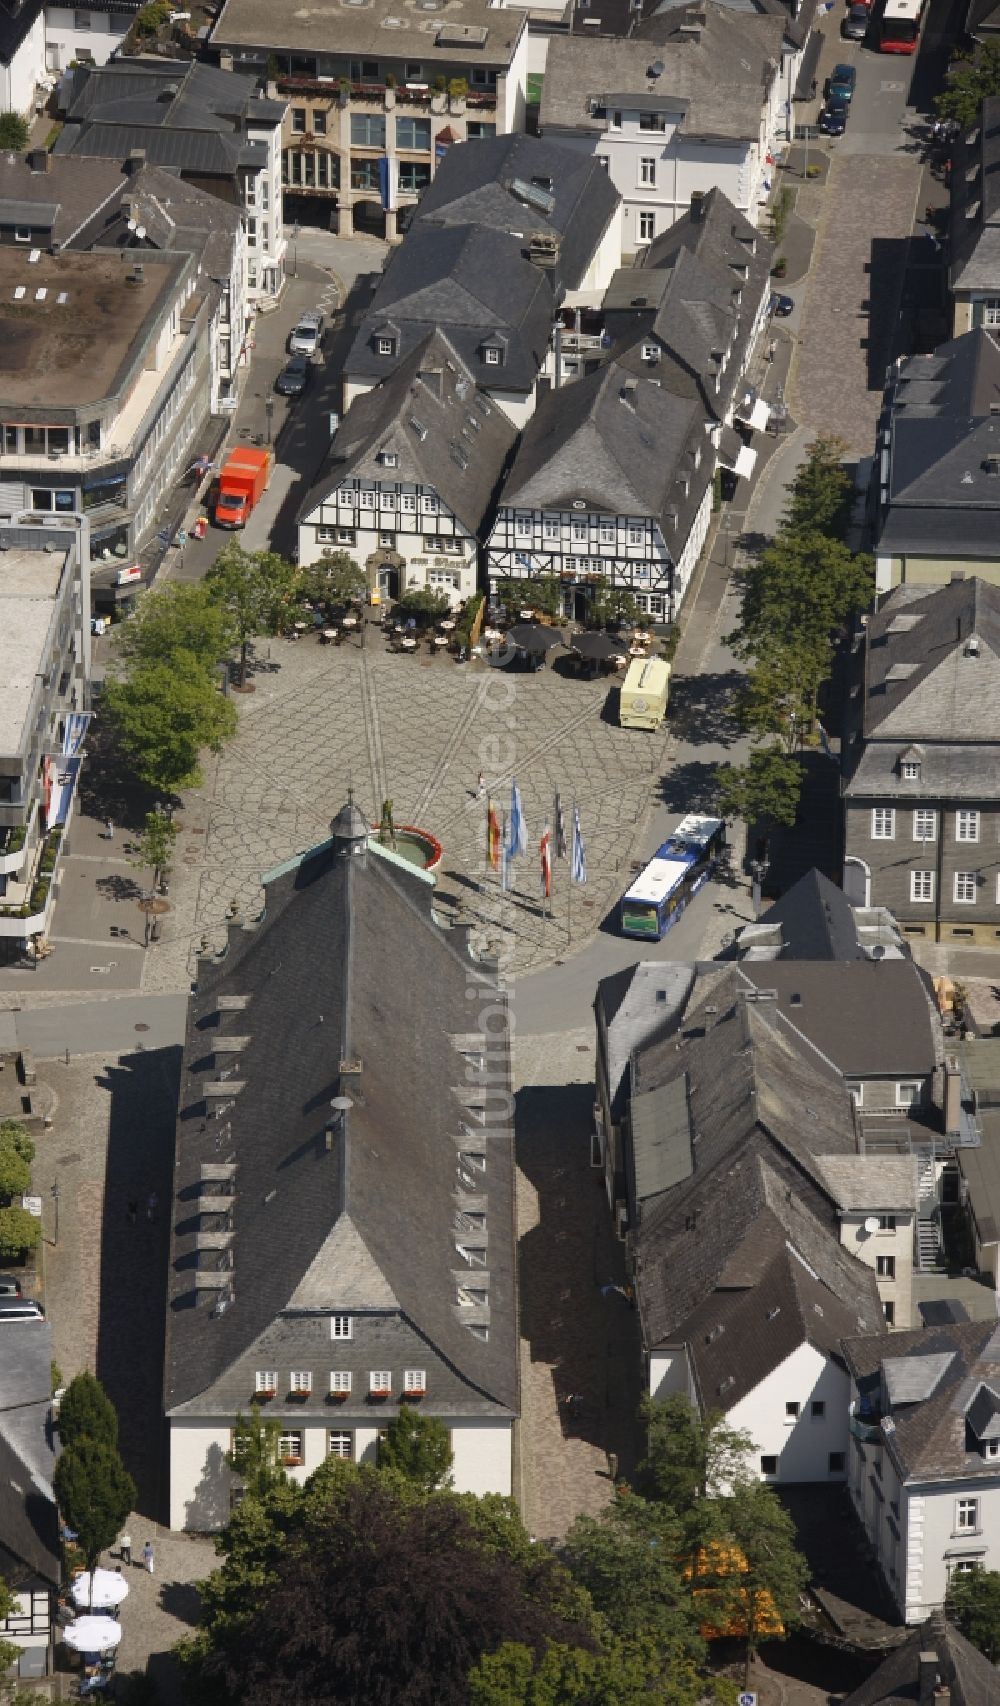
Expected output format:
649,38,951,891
289,311,324,356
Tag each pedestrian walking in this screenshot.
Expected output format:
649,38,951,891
810,76,817,99
105,820,114,842
606,1450,619,1482
767,339,777,363
119,1532,131,1566
476,770,486,800
126,1198,137,1225
146,1191,158,1223
142,1541,154,1575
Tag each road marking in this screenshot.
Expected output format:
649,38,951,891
50,935,143,951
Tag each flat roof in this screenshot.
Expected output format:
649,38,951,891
0,248,183,410
0,549,67,755
212,0,524,63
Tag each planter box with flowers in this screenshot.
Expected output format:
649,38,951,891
281,1455,303,1467
404,1386,425,1401
254,1387,276,1400
368,1387,391,1401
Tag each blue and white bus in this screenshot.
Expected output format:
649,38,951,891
620,814,727,940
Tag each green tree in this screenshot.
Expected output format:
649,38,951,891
735,638,827,753
0,1137,30,1201
57,1372,119,1452
393,588,451,621
782,435,852,540
206,543,299,686
131,808,178,892
114,582,235,674
589,580,639,630
297,551,366,612
937,40,1000,128
728,531,872,667
0,1206,40,1260
563,1489,705,1658
468,1634,712,1706
641,1397,754,1512
226,1406,287,1502
0,113,28,151
726,1480,809,1681
0,1576,21,1677
0,1120,33,1166
103,655,237,793
53,1438,136,1576
946,1567,1000,1661
496,576,562,620
378,1403,454,1491
714,746,803,830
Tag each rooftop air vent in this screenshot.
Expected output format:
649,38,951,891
648,58,664,76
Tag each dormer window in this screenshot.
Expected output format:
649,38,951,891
376,336,395,357
900,756,920,780
641,342,659,363
482,344,502,367
984,1439,1000,1459
378,449,399,467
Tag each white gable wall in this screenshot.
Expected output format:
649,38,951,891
2,8,45,116
44,6,130,73
724,1341,851,1484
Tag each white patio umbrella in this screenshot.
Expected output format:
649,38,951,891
63,1616,122,1653
70,1570,129,1611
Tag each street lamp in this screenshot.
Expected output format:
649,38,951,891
51,1182,60,1247
292,221,300,279
750,852,770,920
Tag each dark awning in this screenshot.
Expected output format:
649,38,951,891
793,32,823,101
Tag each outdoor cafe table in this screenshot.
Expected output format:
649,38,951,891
482,627,503,641
322,628,337,642
342,615,358,629
433,634,449,648
401,637,418,651
440,619,456,632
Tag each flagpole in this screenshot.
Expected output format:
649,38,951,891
568,797,575,945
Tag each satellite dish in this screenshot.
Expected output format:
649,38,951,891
136,225,146,240
863,1216,880,1234
127,217,136,231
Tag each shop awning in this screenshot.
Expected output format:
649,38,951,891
717,426,743,469
740,397,770,432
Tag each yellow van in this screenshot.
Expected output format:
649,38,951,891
619,657,670,730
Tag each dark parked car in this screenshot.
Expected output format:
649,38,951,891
828,62,857,101
842,4,868,37
770,292,794,317
820,96,850,135
0,1274,22,1298
275,355,312,397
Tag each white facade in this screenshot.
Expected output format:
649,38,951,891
1,5,46,117
650,1341,851,1486
244,111,286,303
838,1209,915,1330
44,5,132,73
298,473,479,607
169,1415,513,1530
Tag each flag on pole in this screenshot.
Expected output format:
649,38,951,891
487,799,501,870
509,780,527,859
540,826,552,899
571,806,587,885
500,812,511,892
554,792,567,860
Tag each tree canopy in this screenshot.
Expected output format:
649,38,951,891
205,543,299,684
114,582,235,673
0,113,28,151
936,40,1000,128
226,1406,287,1502
714,746,804,830
131,808,178,890
946,1567,1000,1661
57,1372,119,1453
53,1437,136,1576
297,551,366,612
640,1397,754,1510
377,1403,454,1491
103,654,237,793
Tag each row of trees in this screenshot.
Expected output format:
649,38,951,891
714,437,873,830
0,1119,40,1262
177,1395,808,1706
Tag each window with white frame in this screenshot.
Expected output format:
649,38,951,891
639,156,656,186
957,1497,980,1532
981,298,1000,328
572,520,587,540
484,346,501,366
910,870,934,903
328,1430,353,1458
877,1215,896,1232
289,1370,312,1393
400,493,416,511
627,523,643,545
515,516,531,536
279,1431,302,1463
255,1369,277,1393
422,496,438,513
985,1440,1000,1459
876,1255,895,1279
957,810,980,842
377,337,394,356
404,1368,426,1393
896,1081,921,1109
872,808,895,839
598,521,615,542
913,808,936,841
542,517,559,538
359,491,376,509
329,1370,352,1394
331,1315,352,1339
901,759,920,780
378,450,398,467
955,870,977,903
638,211,655,242
370,1370,392,1393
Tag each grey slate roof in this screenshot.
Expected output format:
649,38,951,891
540,3,782,139
629,1074,692,1205
629,970,884,1367
298,329,517,540
164,821,517,1423
55,59,273,177
857,577,1000,742
410,133,620,296
594,959,700,1124
737,960,939,1078
843,1611,1000,1706
0,154,124,248
495,360,709,546
73,162,241,279
755,868,865,959
0,1316,59,1590
879,331,1000,553
958,1128,1000,1242
345,222,556,398
951,99,1000,293
842,1320,1000,1483
815,1154,918,1213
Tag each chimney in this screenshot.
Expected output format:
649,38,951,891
943,1055,962,1136
27,148,49,174
126,148,146,176
690,190,706,222
918,1651,939,1704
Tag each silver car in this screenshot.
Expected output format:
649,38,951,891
289,311,324,356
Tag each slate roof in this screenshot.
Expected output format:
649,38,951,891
55,60,273,177
540,3,781,139
410,133,620,296
843,1611,1000,1706
298,330,517,541
951,99,1000,293
0,1316,59,1591
816,1154,918,1213
755,868,865,960
605,188,771,419
345,223,555,398
0,0,43,69
0,154,124,248
842,1320,1000,1483
957,1130,1000,1242
594,959,701,1125
880,331,1000,550
628,970,883,1370
494,360,709,545
164,816,517,1424
737,960,939,1078
856,577,1000,743
73,162,242,279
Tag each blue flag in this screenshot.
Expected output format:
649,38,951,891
508,780,527,859
571,807,587,885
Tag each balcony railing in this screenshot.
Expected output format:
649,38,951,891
849,1410,882,1445
277,75,497,110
